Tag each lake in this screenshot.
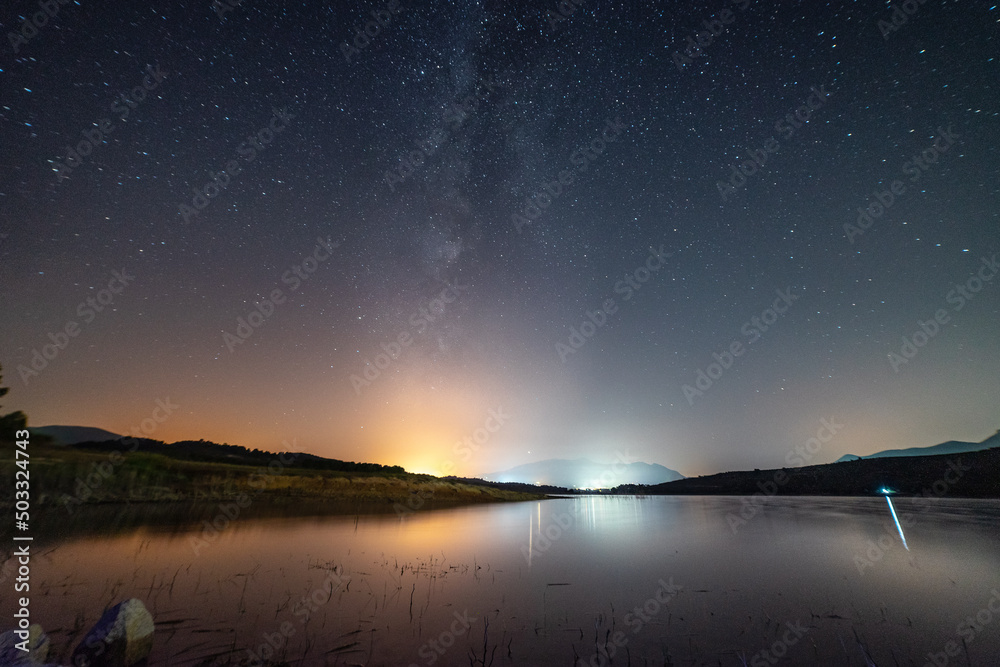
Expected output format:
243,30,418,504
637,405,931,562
5,496,1000,666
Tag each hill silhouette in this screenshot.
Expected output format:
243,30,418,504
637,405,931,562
835,429,1000,462
30,425,124,445
631,447,999,498
68,437,405,473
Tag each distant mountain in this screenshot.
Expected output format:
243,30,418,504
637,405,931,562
31,425,123,445
835,430,1000,463
485,458,685,488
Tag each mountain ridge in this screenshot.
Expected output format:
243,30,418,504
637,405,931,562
485,457,685,488
835,430,1000,463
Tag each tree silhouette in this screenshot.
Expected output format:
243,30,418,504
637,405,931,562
0,363,28,440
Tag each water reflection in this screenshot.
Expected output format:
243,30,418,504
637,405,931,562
2,496,998,665
884,493,910,550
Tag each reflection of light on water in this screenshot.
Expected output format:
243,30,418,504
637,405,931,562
883,492,909,551
523,496,653,568
527,506,533,567
526,502,542,567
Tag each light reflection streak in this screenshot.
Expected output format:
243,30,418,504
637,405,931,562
884,493,909,551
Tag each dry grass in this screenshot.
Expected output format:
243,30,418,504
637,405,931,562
0,440,543,508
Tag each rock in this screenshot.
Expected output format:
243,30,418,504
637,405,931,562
70,599,153,667
0,623,50,665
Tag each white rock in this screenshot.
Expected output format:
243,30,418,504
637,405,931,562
70,598,154,667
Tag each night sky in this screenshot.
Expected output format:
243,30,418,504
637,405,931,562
2,1,997,478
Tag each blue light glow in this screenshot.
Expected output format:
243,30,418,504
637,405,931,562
884,493,909,551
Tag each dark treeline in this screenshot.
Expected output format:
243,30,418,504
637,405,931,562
71,438,406,474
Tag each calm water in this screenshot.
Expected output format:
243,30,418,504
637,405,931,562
5,496,1000,666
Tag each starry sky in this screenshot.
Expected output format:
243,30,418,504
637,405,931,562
1,1,997,478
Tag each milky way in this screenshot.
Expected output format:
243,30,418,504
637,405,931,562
1,1,997,476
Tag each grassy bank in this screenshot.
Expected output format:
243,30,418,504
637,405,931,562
0,439,545,510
